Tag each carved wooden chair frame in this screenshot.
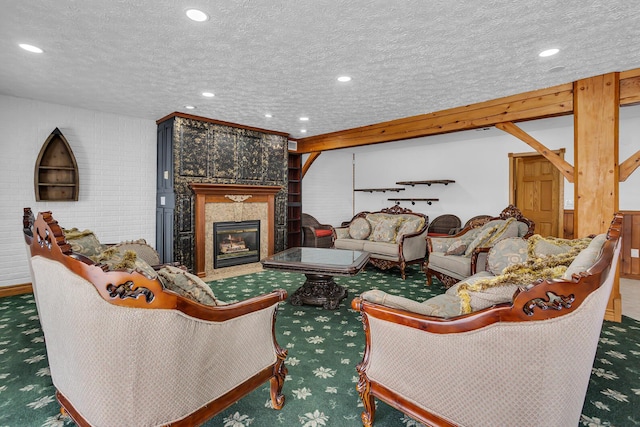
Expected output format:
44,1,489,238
23,208,288,427
425,204,535,287
352,213,622,427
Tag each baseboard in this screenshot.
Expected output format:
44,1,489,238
0,283,33,298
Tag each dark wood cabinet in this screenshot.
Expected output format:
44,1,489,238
287,154,302,248
34,128,79,201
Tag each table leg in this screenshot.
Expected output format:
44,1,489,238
289,274,348,310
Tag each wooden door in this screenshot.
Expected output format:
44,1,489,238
510,152,563,237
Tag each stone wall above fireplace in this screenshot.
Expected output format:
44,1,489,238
156,113,289,272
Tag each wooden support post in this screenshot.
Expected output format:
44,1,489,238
574,72,621,322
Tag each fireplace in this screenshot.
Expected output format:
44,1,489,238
191,183,281,278
213,220,260,268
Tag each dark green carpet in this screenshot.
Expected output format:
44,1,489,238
1,266,639,426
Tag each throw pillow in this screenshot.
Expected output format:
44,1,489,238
486,237,529,275
91,247,158,280
445,240,467,256
360,290,461,318
314,229,333,238
562,234,606,279
349,217,372,240
396,217,425,241
157,265,221,306
365,213,391,240
371,217,401,242
63,228,106,257
529,235,573,257
335,228,350,239
464,218,517,257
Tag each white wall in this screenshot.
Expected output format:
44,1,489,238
303,105,640,227
1,95,157,288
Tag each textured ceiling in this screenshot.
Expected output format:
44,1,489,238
1,1,639,138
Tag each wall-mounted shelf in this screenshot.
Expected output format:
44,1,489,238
388,198,439,205
395,180,455,186
34,128,79,201
355,188,405,193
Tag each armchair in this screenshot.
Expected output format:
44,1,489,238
23,209,288,426
352,213,623,427
427,214,462,236
425,205,534,287
301,213,335,248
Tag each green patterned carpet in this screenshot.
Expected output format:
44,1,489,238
1,266,639,427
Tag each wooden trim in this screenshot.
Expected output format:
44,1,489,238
296,83,574,153
155,111,290,137
301,152,321,179
619,149,640,181
0,283,33,298
620,74,640,106
190,183,282,278
27,210,288,319
498,122,574,182
357,214,621,335
294,67,640,156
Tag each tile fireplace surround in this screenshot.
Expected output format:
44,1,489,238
191,183,282,278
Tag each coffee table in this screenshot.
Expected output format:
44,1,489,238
261,247,370,309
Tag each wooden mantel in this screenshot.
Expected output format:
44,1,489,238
190,183,282,278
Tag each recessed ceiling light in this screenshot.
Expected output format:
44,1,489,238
265,113,273,118
539,48,560,57
202,92,215,97
186,9,209,22
337,76,352,82
19,43,43,53
300,129,307,133
299,117,309,121
185,105,196,110
548,66,566,73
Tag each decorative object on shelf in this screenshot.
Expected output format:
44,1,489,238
388,198,439,205
354,188,405,193
395,179,455,186
34,128,79,201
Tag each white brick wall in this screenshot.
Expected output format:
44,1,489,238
1,95,157,288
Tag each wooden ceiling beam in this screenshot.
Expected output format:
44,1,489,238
296,83,573,153
496,121,575,182
301,152,321,179
295,68,640,154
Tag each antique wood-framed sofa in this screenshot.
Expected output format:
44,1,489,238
425,205,535,287
351,213,622,427
333,205,429,279
23,209,288,427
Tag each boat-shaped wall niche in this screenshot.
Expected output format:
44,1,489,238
34,128,79,201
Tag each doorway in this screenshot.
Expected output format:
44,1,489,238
509,150,564,237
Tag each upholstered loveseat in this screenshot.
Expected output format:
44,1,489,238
23,209,288,426
352,214,623,426
334,206,428,279
425,205,534,287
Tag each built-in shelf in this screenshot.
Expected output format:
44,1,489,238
395,180,455,186
34,128,79,201
354,188,405,193
287,154,302,247
388,198,439,205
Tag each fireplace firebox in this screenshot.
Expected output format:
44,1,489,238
213,220,260,268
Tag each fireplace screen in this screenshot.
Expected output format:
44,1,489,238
213,220,260,268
